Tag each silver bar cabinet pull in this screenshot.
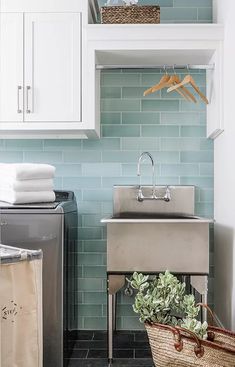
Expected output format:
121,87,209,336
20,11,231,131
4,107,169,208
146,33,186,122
26,86,31,113
17,86,22,113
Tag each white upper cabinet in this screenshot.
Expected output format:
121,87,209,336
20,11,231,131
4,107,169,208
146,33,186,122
0,13,81,123
24,13,81,122
0,0,99,138
0,13,24,122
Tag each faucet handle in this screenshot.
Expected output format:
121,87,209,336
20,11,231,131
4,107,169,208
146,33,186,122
164,186,171,202
137,185,144,202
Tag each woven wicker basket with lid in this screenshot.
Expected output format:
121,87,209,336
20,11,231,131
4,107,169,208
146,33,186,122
101,4,160,24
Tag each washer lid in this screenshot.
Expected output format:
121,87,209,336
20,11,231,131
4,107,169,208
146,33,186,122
0,191,75,210
0,201,60,209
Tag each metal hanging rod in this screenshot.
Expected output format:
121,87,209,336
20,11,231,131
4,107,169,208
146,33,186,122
96,64,215,70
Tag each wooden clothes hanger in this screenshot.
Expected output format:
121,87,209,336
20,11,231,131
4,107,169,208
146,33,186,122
167,70,209,104
143,72,170,97
143,67,197,103
153,73,197,103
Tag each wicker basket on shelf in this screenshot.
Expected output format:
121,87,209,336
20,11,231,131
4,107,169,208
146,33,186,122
101,5,160,24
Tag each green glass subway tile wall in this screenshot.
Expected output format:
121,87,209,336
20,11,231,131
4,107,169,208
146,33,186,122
0,69,214,330
97,0,213,23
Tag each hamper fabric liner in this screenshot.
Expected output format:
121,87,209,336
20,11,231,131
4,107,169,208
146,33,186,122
0,244,42,367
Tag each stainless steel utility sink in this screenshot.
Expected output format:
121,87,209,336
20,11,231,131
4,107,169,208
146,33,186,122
102,185,213,274
102,185,213,363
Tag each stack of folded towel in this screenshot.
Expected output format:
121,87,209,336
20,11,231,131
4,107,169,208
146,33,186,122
0,163,56,204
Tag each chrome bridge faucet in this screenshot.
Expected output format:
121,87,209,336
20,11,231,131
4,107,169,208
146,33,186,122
137,152,171,203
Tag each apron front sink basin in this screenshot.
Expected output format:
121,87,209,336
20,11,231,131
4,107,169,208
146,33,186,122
102,186,213,275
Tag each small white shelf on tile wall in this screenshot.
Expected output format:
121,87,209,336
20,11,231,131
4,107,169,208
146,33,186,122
86,23,224,139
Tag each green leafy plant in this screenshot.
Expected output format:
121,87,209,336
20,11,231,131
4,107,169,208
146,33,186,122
128,271,208,340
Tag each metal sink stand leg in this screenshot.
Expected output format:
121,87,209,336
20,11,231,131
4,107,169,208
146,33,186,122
107,274,125,365
108,293,114,364
190,275,208,322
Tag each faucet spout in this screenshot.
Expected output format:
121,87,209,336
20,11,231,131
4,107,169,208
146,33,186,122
136,152,171,203
137,152,155,200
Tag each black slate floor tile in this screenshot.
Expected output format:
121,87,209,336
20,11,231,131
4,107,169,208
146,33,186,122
113,349,134,359
135,349,152,358
68,331,94,340
65,330,154,366
112,359,153,366
87,349,107,359
73,340,107,349
113,333,135,345
66,359,107,367
66,359,153,367
93,331,107,340
134,333,149,342
113,341,149,349
69,349,88,359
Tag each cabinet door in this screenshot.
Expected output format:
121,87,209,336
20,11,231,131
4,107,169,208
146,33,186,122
24,13,81,122
0,13,24,122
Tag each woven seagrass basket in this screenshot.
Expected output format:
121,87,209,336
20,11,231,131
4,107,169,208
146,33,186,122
101,5,160,24
145,322,235,367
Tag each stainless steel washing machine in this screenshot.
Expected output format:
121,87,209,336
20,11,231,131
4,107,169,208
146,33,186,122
0,191,78,367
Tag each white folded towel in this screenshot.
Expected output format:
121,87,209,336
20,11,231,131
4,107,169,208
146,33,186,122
0,178,54,192
0,190,56,204
0,163,55,180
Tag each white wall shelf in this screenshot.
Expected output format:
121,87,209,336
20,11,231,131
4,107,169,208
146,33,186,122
86,23,224,139
87,24,224,42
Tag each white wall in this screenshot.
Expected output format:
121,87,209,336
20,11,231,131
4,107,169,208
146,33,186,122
213,0,218,23
214,0,235,329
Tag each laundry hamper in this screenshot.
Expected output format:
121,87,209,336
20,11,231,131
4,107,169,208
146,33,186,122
0,244,43,367
145,322,235,367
